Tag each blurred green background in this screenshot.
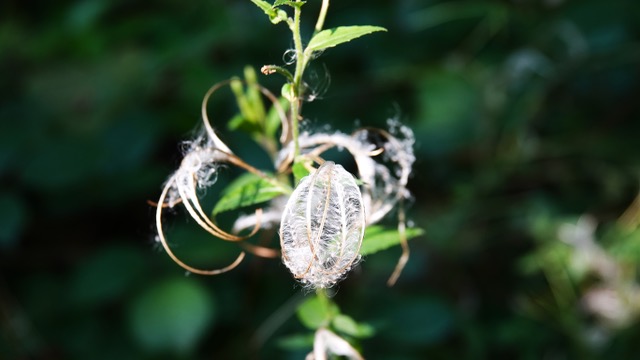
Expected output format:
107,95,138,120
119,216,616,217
1,0,640,359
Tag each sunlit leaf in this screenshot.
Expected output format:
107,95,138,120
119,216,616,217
213,173,289,215
360,225,424,256
306,26,387,53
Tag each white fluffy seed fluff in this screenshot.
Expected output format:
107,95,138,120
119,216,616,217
279,162,365,289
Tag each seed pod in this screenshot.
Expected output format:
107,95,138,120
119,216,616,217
280,161,365,289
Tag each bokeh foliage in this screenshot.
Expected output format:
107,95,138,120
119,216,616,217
1,0,640,359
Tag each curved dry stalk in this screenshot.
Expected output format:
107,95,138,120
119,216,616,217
201,79,291,152
201,81,234,154
156,178,246,275
258,86,291,144
174,172,262,242
387,200,409,286
240,241,280,259
147,198,182,208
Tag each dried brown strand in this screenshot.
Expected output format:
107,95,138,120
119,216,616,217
156,179,246,275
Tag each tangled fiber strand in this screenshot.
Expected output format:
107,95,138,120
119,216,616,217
280,162,365,289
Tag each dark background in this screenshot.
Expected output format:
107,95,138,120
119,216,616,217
1,0,640,359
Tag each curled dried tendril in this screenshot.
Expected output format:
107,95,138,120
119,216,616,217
155,80,287,275
280,161,365,289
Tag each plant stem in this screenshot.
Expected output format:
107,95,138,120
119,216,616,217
314,0,329,35
288,0,330,160
290,1,305,158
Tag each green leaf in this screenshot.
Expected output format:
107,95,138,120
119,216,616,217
292,158,311,184
250,0,277,17
265,97,289,138
306,26,387,53
213,173,289,215
274,0,305,8
0,192,27,249
281,83,294,102
250,0,289,24
332,314,375,338
69,245,146,308
244,66,266,123
296,295,339,330
276,333,315,350
360,225,424,256
128,278,214,354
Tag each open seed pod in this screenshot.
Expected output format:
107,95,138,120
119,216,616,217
280,161,365,289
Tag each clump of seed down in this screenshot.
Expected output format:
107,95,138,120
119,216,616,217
280,162,365,289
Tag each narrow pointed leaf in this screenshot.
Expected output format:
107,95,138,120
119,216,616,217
306,26,387,52
250,0,288,24
360,225,424,255
274,0,305,8
250,0,276,17
213,173,289,215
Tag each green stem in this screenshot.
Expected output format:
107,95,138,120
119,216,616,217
288,0,330,160
314,0,329,35
290,1,305,158
315,288,334,324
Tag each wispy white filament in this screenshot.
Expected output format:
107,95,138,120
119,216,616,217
276,120,415,225
280,162,365,289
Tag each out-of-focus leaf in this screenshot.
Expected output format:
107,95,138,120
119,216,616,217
0,192,27,249
407,1,507,32
415,69,480,156
385,297,453,345
265,97,289,138
69,245,147,308
276,333,315,350
212,172,289,215
292,159,311,185
244,66,266,123
128,278,214,354
360,225,424,256
296,295,339,330
306,26,387,53
332,314,374,338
